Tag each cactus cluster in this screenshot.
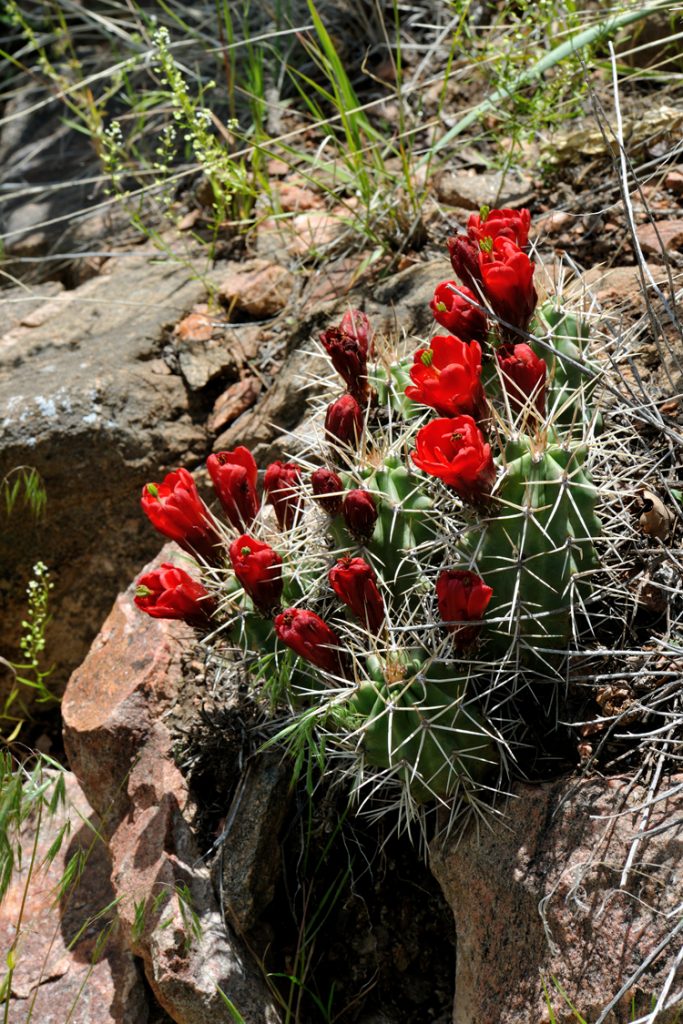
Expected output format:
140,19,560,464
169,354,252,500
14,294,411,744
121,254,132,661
136,206,609,829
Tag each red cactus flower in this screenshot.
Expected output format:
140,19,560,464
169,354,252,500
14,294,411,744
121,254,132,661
497,343,547,418
329,556,385,632
446,234,482,292
320,310,372,403
342,489,378,542
134,563,216,626
311,468,344,516
325,394,363,448
339,309,372,354
207,447,259,531
229,534,283,614
429,282,488,342
479,238,537,333
467,207,531,249
436,569,493,647
264,461,303,531
141,468,222,564
275,607,348,675
406,336,486,420
411,415,496,504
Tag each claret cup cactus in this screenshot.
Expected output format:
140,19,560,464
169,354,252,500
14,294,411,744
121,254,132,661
137,207,607,832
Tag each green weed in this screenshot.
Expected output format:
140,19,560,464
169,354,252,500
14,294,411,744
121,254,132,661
1,562,57,742
0,755,65,1020
3,0,673,274
1,467,46,522
217,986,248,1023
542,974,683,1024
0,755,120,1024
0,753,65,903
429,1,669,166
5,0,660,263
476,0,588,172
267,797,353,1024
2,1,107,148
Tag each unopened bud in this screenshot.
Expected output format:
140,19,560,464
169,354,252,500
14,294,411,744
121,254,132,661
342,489,378,542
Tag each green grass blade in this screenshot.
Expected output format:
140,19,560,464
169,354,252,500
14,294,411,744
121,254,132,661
425,2,669,161
216,986,247,1023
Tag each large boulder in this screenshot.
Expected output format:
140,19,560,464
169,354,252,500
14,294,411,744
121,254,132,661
0,254,219,688
430,776,683,1024
62,546,282,1024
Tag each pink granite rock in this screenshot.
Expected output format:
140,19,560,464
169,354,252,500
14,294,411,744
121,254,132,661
0,770,148,1024
430,775,683,1024
218,260,295,318
274,182,325,212
637,220,683,257
208,377,262,434
62,547,282,1024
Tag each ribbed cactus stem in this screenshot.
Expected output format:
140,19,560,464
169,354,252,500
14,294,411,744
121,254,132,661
329,457,435,602
354,654,499,802
534,304,601,425
460,435,600,669
365,460,434,597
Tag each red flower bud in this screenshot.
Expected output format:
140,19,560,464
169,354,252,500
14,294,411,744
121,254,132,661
329,556,384,632
274,607,348,675
467,207,531,249
141,468,222,564
497,343,547,418
429,282,488,342
342,488,378,542
229,534,283,614
436,569,493,647
405,336,486,420
311,468,344,516
479,238,537,333
207,447,259,532
339,309,372,354
264,461,303,531
446,234,482,292
411,415,496,504
325,394,363,448
134,563,215,627
320,313,370,404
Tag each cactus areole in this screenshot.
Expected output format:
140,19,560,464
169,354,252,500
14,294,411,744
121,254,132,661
135,207,605,822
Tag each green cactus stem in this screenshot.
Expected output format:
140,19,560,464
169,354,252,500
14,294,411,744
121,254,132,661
533,304,601,427
459,434,601,673
353,654,499,802
330,455,435,602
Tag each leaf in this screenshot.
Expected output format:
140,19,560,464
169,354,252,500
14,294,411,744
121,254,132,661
216,986,247,1023
637,488,673,541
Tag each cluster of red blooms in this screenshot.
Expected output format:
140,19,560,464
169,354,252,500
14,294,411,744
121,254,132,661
134,206,549,667
136,433,384,675
407,206,549,640
410,207,546,504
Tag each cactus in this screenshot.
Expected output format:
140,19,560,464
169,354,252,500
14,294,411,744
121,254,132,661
352,654,500,804
328,456,435,603
136,207,610,830
461,434,601,666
